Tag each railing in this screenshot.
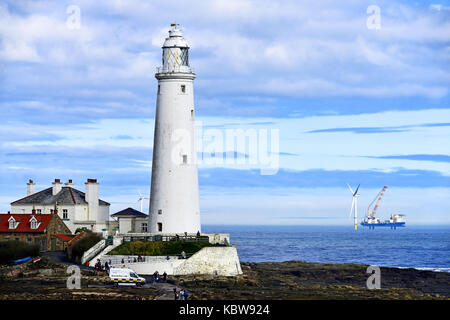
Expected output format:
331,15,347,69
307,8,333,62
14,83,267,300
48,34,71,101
81,239,106,264
99,253,195,267
156,66,194,74
122,235,210,243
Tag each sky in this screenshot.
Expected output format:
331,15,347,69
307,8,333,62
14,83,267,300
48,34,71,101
0,0,449,226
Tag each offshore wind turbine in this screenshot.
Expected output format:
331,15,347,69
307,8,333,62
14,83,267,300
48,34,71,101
348,183,360,230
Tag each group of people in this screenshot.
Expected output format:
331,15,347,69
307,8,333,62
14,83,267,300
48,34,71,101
152,271,167,283
94,259,110,272
173,287,189,300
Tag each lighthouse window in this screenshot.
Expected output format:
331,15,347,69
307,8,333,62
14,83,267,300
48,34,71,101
191,109,194,119
180,48,189,66
157,223,163,232
158,209,162,215
158,85,160,94
181,85,186,93
182,154,188,164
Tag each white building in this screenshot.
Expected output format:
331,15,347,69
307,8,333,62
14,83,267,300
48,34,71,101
111,207,148,234
149,25,201,234
11,179,111,234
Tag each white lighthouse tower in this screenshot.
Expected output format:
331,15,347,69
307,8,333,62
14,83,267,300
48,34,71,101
149,25,201,234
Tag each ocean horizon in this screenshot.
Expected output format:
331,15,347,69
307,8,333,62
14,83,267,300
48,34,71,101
203,224,450,273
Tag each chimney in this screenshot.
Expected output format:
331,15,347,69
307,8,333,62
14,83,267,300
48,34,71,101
27,179,35,196
65,179,75,188
85,179,99,222
52,179,62,195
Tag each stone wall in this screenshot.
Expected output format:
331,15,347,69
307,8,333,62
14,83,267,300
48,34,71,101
100,247,242,277
173,247,242,276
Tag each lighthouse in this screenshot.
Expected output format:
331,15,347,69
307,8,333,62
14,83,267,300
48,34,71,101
148,25,201,234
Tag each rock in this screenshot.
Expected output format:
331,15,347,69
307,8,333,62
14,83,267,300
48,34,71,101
39,269,54,276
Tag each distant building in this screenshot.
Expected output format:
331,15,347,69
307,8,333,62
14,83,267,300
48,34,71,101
0,213,72,251
10,179,111,234
111,207,148,234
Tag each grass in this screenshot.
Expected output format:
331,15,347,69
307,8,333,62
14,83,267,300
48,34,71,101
107,241,216,256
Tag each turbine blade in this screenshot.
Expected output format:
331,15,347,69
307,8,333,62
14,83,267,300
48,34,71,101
347,183,354,194
354,184,360,196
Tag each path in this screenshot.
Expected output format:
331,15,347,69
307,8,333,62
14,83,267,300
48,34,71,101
143,277,186,300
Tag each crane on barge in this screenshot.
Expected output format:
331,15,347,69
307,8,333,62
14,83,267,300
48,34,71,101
361,186,406,229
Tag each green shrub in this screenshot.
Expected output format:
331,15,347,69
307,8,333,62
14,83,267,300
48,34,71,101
108,241,214,256
0,240,40,265
67,231,102,263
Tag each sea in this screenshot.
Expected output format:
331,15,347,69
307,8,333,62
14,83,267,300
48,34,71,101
203,225,450,272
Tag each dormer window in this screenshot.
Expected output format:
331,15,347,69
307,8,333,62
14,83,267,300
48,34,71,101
30,216,40,230
8,217,18,229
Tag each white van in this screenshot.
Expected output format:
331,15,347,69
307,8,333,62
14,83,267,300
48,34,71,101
109,267,146,287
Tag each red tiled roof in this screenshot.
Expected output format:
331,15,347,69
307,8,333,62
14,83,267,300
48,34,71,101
67,230,84,246
0,213,53,233
55,234,74,241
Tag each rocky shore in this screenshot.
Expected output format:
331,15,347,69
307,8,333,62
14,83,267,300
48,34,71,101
1,257,449,300
170,261,450,300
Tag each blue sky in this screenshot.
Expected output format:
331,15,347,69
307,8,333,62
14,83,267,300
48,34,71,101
0,0,449,225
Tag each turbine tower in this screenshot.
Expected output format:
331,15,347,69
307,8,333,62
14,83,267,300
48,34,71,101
148,24,201,234
137,190,149,213
348,183,360,230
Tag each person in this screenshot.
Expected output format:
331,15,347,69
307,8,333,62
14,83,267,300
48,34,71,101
133,257,137,263
183,290,189,300
196,230,200,237
138,254,142,262
173,287,179,300
181,251,186,259
179,289,185,300
104,261,110,272
162,272,167,282
166,256,170,261
121,258,124,264
153,271,160,283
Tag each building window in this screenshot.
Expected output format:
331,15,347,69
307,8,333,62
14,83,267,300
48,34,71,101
182,154,188,164
15,237,19,241
9,219,15,229
158,209,162,215
63,209,68,219
30,219,38,230
181,85,186,93
58,224,62,231
50,209,54,214
157,223,163,232
27,237,32,242
36,209,41,214
141,223,148,233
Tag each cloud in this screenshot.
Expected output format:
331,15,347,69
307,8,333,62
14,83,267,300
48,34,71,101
306,122,450,134
1,0,449,126
368,154,450,163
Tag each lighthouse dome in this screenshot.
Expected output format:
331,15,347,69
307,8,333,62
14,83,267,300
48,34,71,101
162,27,189,48
159,24,192,73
